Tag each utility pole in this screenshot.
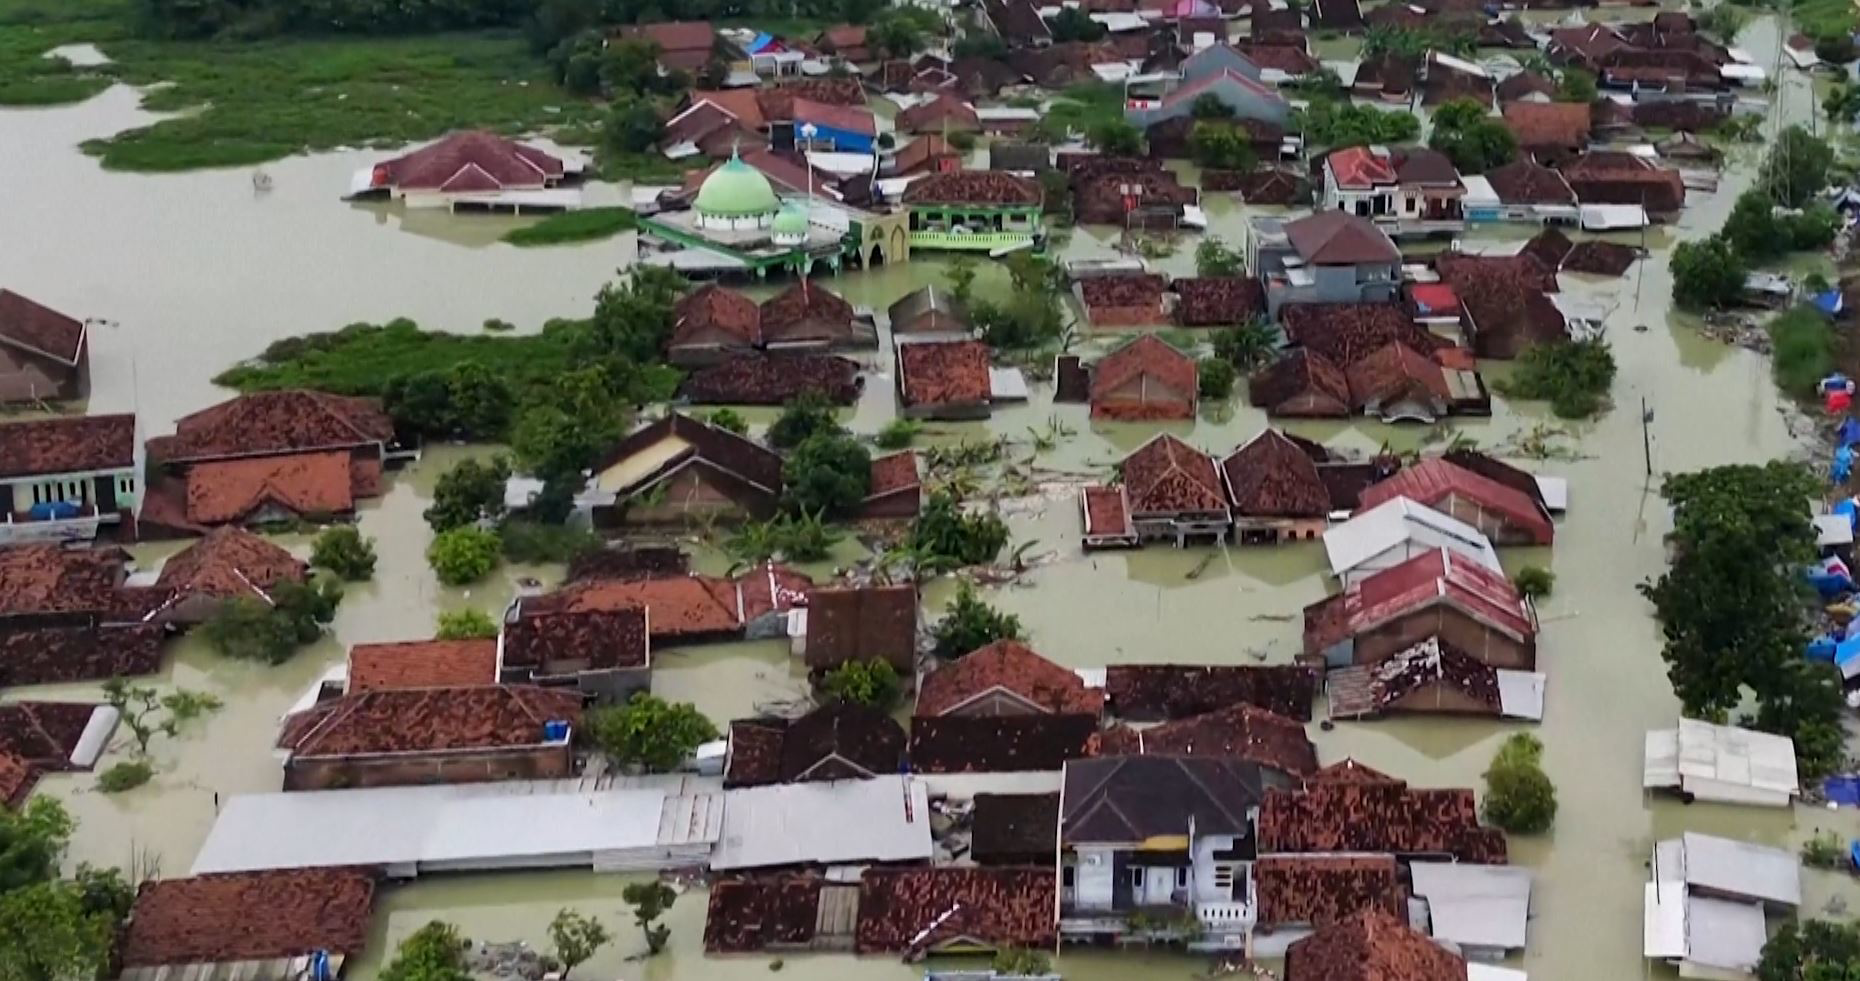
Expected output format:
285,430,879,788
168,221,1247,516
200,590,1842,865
1641,397,1654,479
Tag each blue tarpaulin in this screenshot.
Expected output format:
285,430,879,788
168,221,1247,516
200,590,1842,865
1809,634,1839,660
1810,556,1855,597
1832,776,1860,805
1814,289,1846,316
1840,419,1860,449
1835,635,1860,675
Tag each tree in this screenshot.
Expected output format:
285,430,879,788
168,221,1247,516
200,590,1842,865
1428,98,1517,174
586,694,719,772
101,678,222,755
1214,320,1278,370
1513,566,1554,598
548,909,611,979
954,33,1007,59
621,881,676,956
945,257,978,304
1761,126,1835,208
0,798,71,894
1697,3,1748,43
511,365,631,483
994,948,1053,976
1198,358,1237,400
819,658,903,709
1758,919,1860,981
768,391,844,450
201,578,340,664
591,267,686,363
1195,237,1244,278
1723,188,1794,260
1670,235,1748,310
436,608,499,639
604,94,665,155
1556,68,1596,103
311,526,377,581
385,362,513,439
704,409,748,435
1499,338,1617,418
869,14,922,58
0,880,115,981
425,456,511,532
427,527,502,586
379,921,472,981
910,491,1010,567
1191,93,1235,119
1086,119,1142,156
782,432,872,517
1481,733,1557,833
932,582,1025,659
1050,6,1107,41
1295,98,1419,151
602,37,670,95
1189,122,1257,172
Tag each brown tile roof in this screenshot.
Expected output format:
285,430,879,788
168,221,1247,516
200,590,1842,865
1422,52,1494,106
1632,99,1727,132
378,132,563,192
0,752,33,808
972,792,1059,864
1082,484,1132,537
1281,303,1447,367
601,412,783,499
1090,702,1317,775
737,562,813,621
1434,254,1568,358
1255,855,1405,929
1520,227,1573,272
1483,158,1576,205
891,133,959,175
0,414,133,479
1496,70,1558,101
0,701,102,771
347,639,499,691
1250,349,1351,417
759,282,859,346
183,450,356,524
1079,274,1166,312
156,527,306,602
277,685,581,758
680,354,862,406
1221,429,1330,518
902,171,1043,206
121,869,377,967
1361,458,1552,542
1074,169,1197,225
1563,240,1639,276
525,575,742,641
704,874,825,952
723,718,787,787
1345,342,1450,406
1103,663,1317,721
804,585,918,672
1284,909,1466,981
1558,151,1685,213
1502,100,1592,149
1259,765,1508,862
0,623,165,686
916,639,1102,717
1120,435,1224,516
896,94,980,134
898,340,992,408
1237,42,1321,75
726,703,906,786
152,391,392,464
909,713,1097,773
672,284,762,348
855,867,1056,954
867,451,921,499
1173,277,1265,327
0,543,132,618
1091,335,1196,416
503,608,649,675
1219,167,1307,205
1392,146,1461,186
0,289,85,365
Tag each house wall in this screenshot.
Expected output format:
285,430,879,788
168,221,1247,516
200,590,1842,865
1234,516,1326,544
1265,391,1351,418
1360,393,1445,423
1093,376,1193,421
6,468,136,515
534,665,649,704
1382,679,1498,715
1428,491,1545,545
0,346,85,403
1072,846,1120,911
284,744,573,791
1353,607,1534,669
605,466,773,526
1265,262,1400,316
860,488,922,520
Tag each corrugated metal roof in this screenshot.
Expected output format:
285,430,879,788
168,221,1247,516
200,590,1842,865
1410,862,1531,950
712,776,932,870
1643,719,1798,802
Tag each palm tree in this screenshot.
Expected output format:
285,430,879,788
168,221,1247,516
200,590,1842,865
1214,319,1280,371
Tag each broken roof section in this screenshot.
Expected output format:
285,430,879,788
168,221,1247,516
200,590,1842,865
1643,718,1798,808
855,866,1057,955
1328,636,1546,722
1090,702,1317,776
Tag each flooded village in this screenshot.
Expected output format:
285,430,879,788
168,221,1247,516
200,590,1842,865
6,0,1860,979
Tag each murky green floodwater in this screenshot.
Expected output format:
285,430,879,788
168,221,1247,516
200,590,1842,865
2,11,1856,980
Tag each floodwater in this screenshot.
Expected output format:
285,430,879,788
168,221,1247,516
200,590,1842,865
2,11,1857,981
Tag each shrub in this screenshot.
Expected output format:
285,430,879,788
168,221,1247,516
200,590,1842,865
767,392,843,449
994,948,1053,976
910,492,1010,568
201,579,340,664
502,207,636,247
498,521,601,564
1498,339,1616,418
1803,830,1847,869
1195,238,1244,278
725,512,842,563
585,694,719,772
96,761,153,794
1513,566,1555,598
782,433,872,517
1770,306,1838,397
1482,732,1557,833
1198,358,1237,400
819,659,903,710
425,456,511,532
1671,235,1748,310
483,318,515,332
310,526,377,581
875,418,921,450
704,409,748,435
427,527,502,586
436,608,499,639
932,582,1025,659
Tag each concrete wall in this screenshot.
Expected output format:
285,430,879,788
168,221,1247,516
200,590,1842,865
1353,607,1534,670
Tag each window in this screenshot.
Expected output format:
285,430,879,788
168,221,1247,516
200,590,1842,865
1212,865,1235,890
1130,868,1145,889
1175,867,1189,889
1062,866,1075,888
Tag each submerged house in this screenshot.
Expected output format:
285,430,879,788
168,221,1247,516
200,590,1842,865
1645,833,1801,980
150,527,307,625
500,606,652,702
0,413,138,545
119,869,378,981
1249,349,1352,419
901,171,1045,254
0,544,166,687
856,866,1058,957
1090,335,1197,421
1284,909,1469,981
666,284,764,366
1321,496,1499,587
1643,718,1799,808
1302,547,1539,670
1220,429,1331,544
1359,457,1555,545
583,412,785,528
1318,146,1466,239
723,702,907,787
1119,434,1232,546
347,131,580,212
915,639,1105,718
0,289,89,404
896,340,994,420
798,584,918,675
1090,702,1318,780
1325,635,1547,722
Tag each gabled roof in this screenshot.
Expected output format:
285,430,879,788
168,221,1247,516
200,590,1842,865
156,526,306,601
916,639,1103,717
523,574,747,640
0,414,134,479
1222,429,1330,518
1345,342,1450,406
1306,546,1536,651
804,585,918,672
1120,434,1226,515
899,340,992,408
183,451,356,524
887,286,969,334
0,623,165,687
672,283,762,348
378,131,564,192
121,869,377,968
595,412,784,498
1496,70,1558,102
902,171,1043,206
1310,0,1364,30
728,703,907,786
277,685,581,758
152,391,393,464
503,607,650,674
1322,495,1499,579
1328,145,1398,189
680,354,862,406
1260,760,1507,861
0,543,132,617
855,867,1056,954
908,713,1097,773
0,289,85,365
1160,66,1287,111
1062,755,1261,843
704,874,825,953
1484,158,1577,205
759,281,858,344
1283,210,1400,265
1360,457,1552,542
1089,702,1317,775
1392,146,1460,187
347,639,499,692
791,97,877,136
1285,910,1466,981
1502,100,1593,148
1091,334,1196,404
1280,303,1446,367
896,94,980,133
1250,348,1351,416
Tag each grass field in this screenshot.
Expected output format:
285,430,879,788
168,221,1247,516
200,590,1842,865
503,206,637,247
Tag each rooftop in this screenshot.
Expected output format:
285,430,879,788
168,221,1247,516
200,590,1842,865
1285,909,1467,981
151,391,393,464
1250,349,1351,417
1172,276,1265,326
725,702,908,786
704,874,826,953
527,574,742,640
1255,854,1404,929
1222,429,1331,518
902,170,1043,206
1483,159,1577,205
121,869,377,967
1092,334,1196,411
916,639,1103,717
504,607,650,675
595,412,784,500
759,282,859,345
680,354,862,406
908,713,1097,773
0,623,165,687
1103,662,1317,721
0,543,133,618
1328,145,1399,189
1345,342,1450,406
1260,760,1508,862
346,639,499,692
855,867,1057,954
0,414,133,480
1360,457,1554,543
155,526,306,602
277,684,581,758
0,289,85,365
1306,546,1536,652
803,584,918,672
1090,702,1317,776
378,131,564,192
1281,303,1446,367
972,792,1059,864
1121,434,1226,516
1062,755,1261,843
182,450,357,525
898,340,992,408
713,775,931,870
672,283,762,348
1502,100,1593,148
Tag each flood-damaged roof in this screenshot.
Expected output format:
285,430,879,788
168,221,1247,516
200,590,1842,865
908,713,1097,773
1120,434,1226,516
1255,854,1405,929
1285,909,1467,981
972,792,1060,865
1089,702,1317,775
916,639,1103,717
121,868,378,968
1260,758,1508,862
855,866,1057,954
277,685,581,758
0,414,133,479
1103,662,1317,721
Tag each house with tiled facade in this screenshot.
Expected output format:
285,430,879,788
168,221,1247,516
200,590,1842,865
0,414,138,544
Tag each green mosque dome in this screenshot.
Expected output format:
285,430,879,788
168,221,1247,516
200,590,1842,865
694,152,779,218
771,201,808,238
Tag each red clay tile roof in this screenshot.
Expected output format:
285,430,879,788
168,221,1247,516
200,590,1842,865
1564,240,1639,276
1360,457,1553,543
0,543,132,618
1250,349,1352,417
736,562,813,621
1483,158,1576,205
1304,546,1536,652
1407,282,1462,318
804,585,918,672
1520,227,1573,272
1121,434,1225,516
0,289,84,365
0,752,33,808
1090,702,1317,775
867,452,921,499
1082,484,1132,537
1103,663,1317,721
278,685,581,757
504,608,649,675
723,718,787,787
917,639,1103,717
347,639,499,692
1345,342,1450,406
705,874,826,952
1236,42,1320,75
1433,254,1568,357
1284,211,1401,264
898,340,992,408
1221,429,1330,518
1328,146,1398,189
1281,303,1447,367
897,94,980,134
902,171,1043,206
1502,100,1592,149
153,391,393,464
1079,274,1167,313
792,97,877,136
530,575,743,639
1496,70,1558,101
1173,277,1265,326
680,354,862,406
909,713,1097,773
0,701,101,773
156,527,306,601
855,867,1056,954
618,21,716,70
0,623,164,686
121,869,377,967
183,450,356,524
1285,909,1466,981
1256,855,1405,929
672,284,762,348
379,131,564,192
1558,151,1685,212
1091,335,1196,413
759,282,859,345
0,414,132,479
1260,765,1507,862
596,413,785,500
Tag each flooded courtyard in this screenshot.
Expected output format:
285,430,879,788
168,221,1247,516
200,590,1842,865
3,12,1859,979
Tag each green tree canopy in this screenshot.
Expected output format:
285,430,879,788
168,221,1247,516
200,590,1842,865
548,909,611,980
909,492,1010,568
1670,235,1749,310
1761,126,1835,208
931,582,1026,659
380,921,473,981
425,456,511,532
586,694,719,772
782,432,873,518
427,527,502,586
1427,99,1517,174
311,525,377,581
1195,237,1244,278
819,658,904,710
1086,119,1143,156
768,392,845,450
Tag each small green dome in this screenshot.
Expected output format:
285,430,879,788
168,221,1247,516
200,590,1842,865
695,153,779,218
772,201,808,237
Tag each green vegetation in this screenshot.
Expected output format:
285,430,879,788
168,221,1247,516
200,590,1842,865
1758,918,1860,980
503,207,637,247
622,881,676,956
1189,121,1257,172
1195,237,1243,278
782,432,872,518
1034,82,1125,144
499,520,600,563
994,948,1054,976
201,578,341,663
1792,0,1860,45
974,253,1067,350
96,759,154,793
1801,830,1847,870
1513,566,1555,599
379,921,473,981
547,909,611,980
910,491,1010,569
768,392,844,450
311,525,377,581
1670,236,1748,311
1481,732,1557,834
103,677,222,756
0,801,134,981
725,512,841,564
1295,98,1419,153
1769,306,1838,397
1086,118,1143,156
1428,98,1517,175
1762,126,1836,209
1049,5,1106,41
1556,68,1596,104
436,607,499,639
1697,3,1748,42
1724,189,1843,261
388,362,516,441
428,526,502,585
875,418,921,450
426,456,512,532
587,694,718,773
1497,339,1617,418
1363,23,1474,59
818,658,903,710
0,0,124,105
1641,463,1848,780
1198,357,1236,400
704,408,748,435
932,582,1025,659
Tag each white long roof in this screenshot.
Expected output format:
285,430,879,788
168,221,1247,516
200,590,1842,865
712,776,933,870
1653,833,1800,907
1410,862,1532,951
1323,496,1500,578
1643,718,1799,799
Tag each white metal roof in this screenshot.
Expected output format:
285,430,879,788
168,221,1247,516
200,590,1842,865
712,776,933,870
1495,670,1546,722
192,781,722,874
1431,50,1490,78
1720,63,1767,82
1817,514,1854,546
1466,966,1528,981
1654,833,1800,907
1323,496,1500,580
1460,174,1498,208
1410,862,1532,951
1683,895,1769,974
990,367,1031,402
1581,204,1648,230
1643,719,1799,800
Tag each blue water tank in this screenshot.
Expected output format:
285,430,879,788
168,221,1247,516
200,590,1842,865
543,719,570,742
